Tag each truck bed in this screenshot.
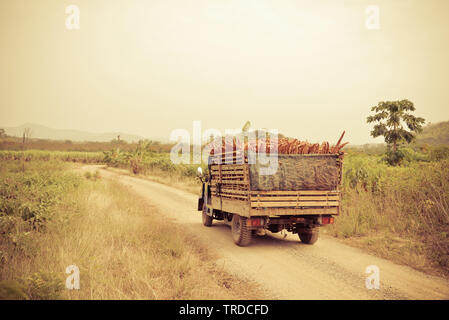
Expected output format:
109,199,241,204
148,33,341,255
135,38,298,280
208,151,342,217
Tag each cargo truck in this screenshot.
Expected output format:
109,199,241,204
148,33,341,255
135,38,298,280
197,150,344,246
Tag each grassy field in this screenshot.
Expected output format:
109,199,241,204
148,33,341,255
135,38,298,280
99,144,449,276
1,139,448,283
328,151,449,276
0,150,104,163
0,160,264,299
0,136,174,153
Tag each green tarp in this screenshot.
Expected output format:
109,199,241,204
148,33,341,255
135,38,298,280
249,154,340,191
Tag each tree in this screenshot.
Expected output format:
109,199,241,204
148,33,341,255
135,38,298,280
0,128,6,138
367,100,425,154
22,127,32,145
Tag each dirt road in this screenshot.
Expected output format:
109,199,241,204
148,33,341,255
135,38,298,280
87,166,449,300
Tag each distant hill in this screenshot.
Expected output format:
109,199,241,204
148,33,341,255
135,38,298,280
416,121,449,146
2,123,147,143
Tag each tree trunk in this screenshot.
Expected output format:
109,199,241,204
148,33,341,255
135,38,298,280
393,122,398,153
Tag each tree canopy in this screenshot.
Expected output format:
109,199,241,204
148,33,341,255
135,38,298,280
367,99,425,153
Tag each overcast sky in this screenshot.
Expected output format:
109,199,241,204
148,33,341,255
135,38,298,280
1,0,448,145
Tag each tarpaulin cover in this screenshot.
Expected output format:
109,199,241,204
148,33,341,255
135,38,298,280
249,154,340,191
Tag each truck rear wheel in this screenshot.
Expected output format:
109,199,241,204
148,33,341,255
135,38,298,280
202,203,213,227
298,228,319,245
231,215,252,246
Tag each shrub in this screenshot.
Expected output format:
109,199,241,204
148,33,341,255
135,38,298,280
382,148,405,166
0,160,82,243
429,145,449,161
19,271,64,300
337,153,449,272
400,147,429,163
0,280,28,300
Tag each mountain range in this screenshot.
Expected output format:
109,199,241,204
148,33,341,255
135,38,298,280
1,123,154,143
416,120,449,146
2,121,448,145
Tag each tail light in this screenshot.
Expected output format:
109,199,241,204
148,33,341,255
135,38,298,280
248,218,265,227
321,216,334,225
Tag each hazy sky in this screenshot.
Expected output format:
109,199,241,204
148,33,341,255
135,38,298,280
1,0,448,144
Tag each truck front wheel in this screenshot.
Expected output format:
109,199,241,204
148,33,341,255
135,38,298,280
298,228,319,245
202,204,213,227
231,215,252,246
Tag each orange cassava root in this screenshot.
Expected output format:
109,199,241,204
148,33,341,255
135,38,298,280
208,131,348,155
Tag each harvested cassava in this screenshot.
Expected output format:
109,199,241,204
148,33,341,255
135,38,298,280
208,131,348,155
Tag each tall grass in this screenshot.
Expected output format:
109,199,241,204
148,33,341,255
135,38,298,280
0,150,104,163
0,160,262,299
103,145,449,274
2,144,448,277
57,179,257,299
0,136,175,153
0,160,82,298
103,146,206,182
328,152,449,274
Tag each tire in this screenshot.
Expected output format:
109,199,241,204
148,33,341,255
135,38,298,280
298,228,319,245
231,215,252,246
202,203,213,227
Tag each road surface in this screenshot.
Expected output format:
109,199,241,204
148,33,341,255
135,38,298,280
86,166,449,300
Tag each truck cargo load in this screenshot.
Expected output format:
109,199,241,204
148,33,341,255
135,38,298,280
197,132,347,246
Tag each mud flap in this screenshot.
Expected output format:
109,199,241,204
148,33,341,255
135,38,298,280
197,198,204,211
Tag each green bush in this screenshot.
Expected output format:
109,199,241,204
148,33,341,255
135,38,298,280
0,280,28,300
382,148,405,166
400,147,429,163
429,145,449,161
19,271,64,300
0,160,82,239
0,150,103,163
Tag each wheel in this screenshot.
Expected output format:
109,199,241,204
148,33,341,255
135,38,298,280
298,228,319,245
202,203,213,227
231,215,252,246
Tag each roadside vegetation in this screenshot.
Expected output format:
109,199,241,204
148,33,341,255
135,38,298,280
341,101,448,275
0,160,82,298
0,160,264,299
327,150,449,276
102,141,207,194
0,150,104,163
1,117,448,279
0,135,174,153
100,136,449,276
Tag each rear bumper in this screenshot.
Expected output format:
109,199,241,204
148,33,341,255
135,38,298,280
246,214,335,231
250,206,339,217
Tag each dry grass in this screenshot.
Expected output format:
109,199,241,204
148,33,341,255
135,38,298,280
104,166,202,195
322,190,433,276
60,180,261,299
0,164,265,299
325,157,449,278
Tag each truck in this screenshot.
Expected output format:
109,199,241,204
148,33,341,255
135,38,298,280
197,149,344,246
